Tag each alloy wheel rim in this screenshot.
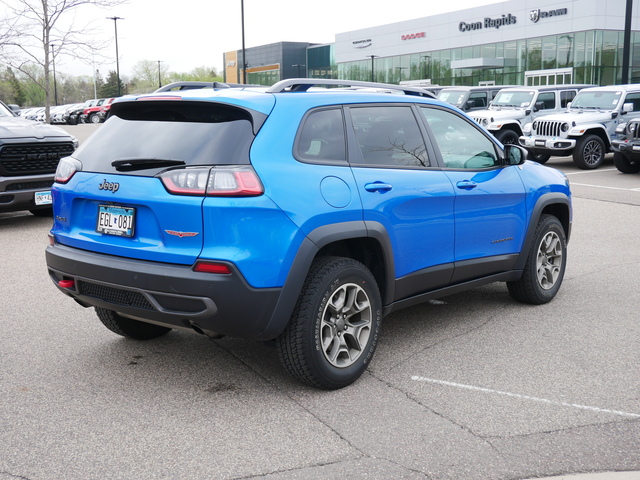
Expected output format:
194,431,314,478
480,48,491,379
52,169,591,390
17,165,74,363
536,231,563,290
320,283,372,368
584,140,602,165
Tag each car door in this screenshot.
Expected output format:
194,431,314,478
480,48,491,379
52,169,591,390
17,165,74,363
419,106,528,283
347,104,456,300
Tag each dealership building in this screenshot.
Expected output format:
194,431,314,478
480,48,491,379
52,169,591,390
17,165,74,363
224,0,640,87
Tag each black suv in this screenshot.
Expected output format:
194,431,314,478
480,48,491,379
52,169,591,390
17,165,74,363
611,119,640,173
1,100,77,215
46,79,572,389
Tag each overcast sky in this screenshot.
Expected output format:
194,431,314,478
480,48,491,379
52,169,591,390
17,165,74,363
60,0,503,78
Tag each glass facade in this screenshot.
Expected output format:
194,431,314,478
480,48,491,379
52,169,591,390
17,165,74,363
307,44,337,79
332,31,640,86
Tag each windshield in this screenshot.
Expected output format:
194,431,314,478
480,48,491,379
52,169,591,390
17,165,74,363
570,90,622,110
492,90,535,108
437,90,468,106
0,102,15,117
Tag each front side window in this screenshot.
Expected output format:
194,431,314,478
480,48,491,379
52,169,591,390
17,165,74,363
537,92,556,110
350,106,429,168
420,107,499,169
468,92,488,109
560,90,577,108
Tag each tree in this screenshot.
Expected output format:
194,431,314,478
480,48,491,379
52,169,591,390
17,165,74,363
99,70,126,98
130,59,169,94
0,0,126,121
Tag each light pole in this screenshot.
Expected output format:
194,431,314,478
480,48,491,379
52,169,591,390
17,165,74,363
50,44,58,106
367,55,378,82
157,60,162,88
107,16,124,96
292,64,305,77
241,0,246,84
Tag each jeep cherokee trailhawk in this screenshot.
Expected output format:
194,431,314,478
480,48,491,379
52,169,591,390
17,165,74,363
45,79,572,389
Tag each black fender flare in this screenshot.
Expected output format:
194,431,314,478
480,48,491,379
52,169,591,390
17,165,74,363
257,221,396,340
514,192,572,271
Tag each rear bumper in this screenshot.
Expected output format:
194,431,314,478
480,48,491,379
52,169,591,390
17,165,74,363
46,242,282,339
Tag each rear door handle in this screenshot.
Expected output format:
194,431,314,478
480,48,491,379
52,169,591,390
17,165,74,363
456,180,477,190
364,182,393,193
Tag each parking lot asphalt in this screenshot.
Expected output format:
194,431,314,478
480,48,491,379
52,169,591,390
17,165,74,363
1,125,638,480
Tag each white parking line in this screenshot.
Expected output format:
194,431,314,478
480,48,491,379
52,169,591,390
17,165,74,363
564,168,618,175
569,183,640,192
411,376,640,418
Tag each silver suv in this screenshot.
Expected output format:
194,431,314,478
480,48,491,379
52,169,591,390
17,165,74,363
471,85,593,146
437,85,517,112
519,84,640,169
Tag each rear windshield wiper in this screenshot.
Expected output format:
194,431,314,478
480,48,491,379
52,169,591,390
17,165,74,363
111,158,186,171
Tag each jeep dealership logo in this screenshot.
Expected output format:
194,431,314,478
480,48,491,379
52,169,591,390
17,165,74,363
530,8,568,22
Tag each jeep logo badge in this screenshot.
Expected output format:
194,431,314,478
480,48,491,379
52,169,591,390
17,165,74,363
98,179,120,192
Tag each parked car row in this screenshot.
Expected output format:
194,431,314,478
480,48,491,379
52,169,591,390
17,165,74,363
17,98,116,125
436,83,640,172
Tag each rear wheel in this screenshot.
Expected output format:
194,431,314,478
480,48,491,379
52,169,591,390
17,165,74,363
89,113,100,124
573,134,605,169
613,152,640,173
95,307,172,340
276,257,382,389
507,215,567,305
495,129,519,146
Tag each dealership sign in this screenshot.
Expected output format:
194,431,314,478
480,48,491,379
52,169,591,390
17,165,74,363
352,38,372,49
530,8,568,22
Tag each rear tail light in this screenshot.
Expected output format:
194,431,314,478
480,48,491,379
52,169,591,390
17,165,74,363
160,166,263,197
55,157,82,183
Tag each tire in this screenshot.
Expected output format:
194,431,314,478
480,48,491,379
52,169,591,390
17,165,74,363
276,257,382,389
507,215,567,305
573,134,605,169
526,151,551,164
89,113,100,124
495,129,519,146
29,207,53,217
95,307,172,340
613,152,640,173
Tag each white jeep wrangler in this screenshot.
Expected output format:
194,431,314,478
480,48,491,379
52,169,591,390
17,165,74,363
471,85,593,147
519,84,640,169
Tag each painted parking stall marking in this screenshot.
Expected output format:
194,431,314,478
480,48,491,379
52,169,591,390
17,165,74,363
411,376,640,418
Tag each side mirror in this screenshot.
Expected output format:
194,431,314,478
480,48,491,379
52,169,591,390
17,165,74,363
534,101,545,112
622,102,633,113
465,100,476,110
504,144,527,166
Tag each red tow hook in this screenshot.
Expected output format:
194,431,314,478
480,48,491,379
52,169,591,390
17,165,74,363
58,279,75,289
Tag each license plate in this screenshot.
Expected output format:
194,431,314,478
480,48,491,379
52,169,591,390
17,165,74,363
35,191,52,205
96,205,135,237
534,140,546,147
633,146,640,151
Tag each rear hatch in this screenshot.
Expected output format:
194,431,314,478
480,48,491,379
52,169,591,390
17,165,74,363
51,97,269,265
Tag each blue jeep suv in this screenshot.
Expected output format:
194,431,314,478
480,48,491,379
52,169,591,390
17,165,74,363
46,79,572,389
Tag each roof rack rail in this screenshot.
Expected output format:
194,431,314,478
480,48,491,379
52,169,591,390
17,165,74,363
266,78,436,98
154,81,261,92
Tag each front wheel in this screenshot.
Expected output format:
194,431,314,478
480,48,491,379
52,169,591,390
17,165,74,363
276,257,382,389
495,129,519,146
507,215,567,305
573,134,605,169
613,152,640,173
89,113,100,124
95,307,172,340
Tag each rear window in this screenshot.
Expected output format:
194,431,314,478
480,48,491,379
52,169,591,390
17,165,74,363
72,100,259,174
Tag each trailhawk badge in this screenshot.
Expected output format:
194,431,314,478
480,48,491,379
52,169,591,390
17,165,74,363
165,230,199,238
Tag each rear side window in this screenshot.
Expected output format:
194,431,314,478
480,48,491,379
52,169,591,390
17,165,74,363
73,101,260,174
296,108,346,162
350,105,430,168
